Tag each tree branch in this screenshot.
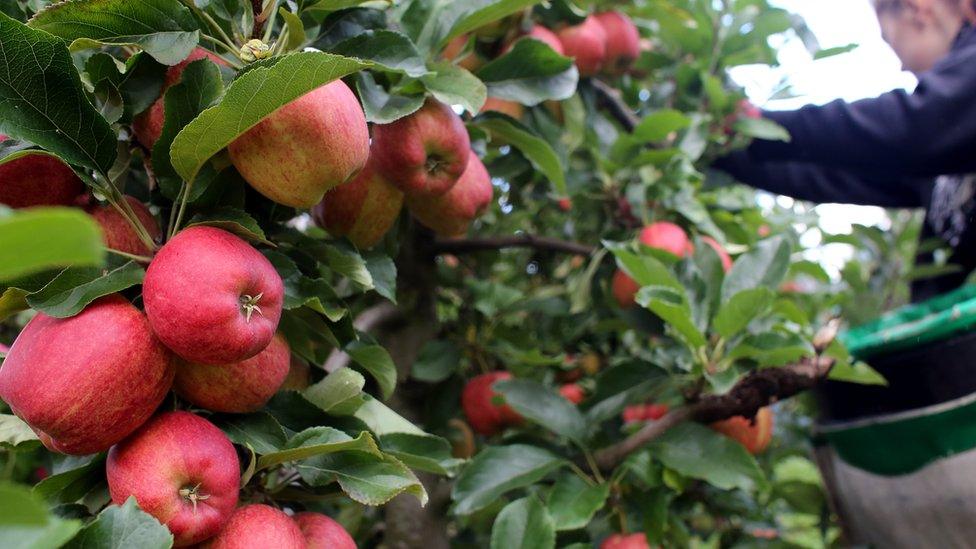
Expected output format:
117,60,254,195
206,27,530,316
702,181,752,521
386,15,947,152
591,79,640,133
251,0,265,39
431,235,596,256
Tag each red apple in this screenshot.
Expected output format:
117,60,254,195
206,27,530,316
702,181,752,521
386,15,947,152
461,372,521,435
612,269,642,308
174,333,290,413
206,504,306,549
701,236,732,272
312,155,404,249
0,135,84,209
86,195,161,256
0,295,173,455
644,403,669,421
557,197,572,212
371,99,471,196
739,99,762,120
143,226,284,365
557,16,607,76
622,405,644,424
710,407,774,455
229,80,369,208
601,532,651,549
595,11,641,74
107,412,240,546
132,48,227,149
294,512,356,549
559,383,585,404
407,151,493,236
481,97,525,119
503,25,565,55
639,222,692,257
280,356,312,391
442,34,484,72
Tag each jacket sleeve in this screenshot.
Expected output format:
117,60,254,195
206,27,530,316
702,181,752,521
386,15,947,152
714,151,931,208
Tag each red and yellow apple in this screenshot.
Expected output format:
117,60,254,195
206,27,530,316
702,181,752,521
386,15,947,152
294,512,356,549
86,195,161,256
312,155,404,249
557,16,608,76
206,504,306,549
710,407,774,455
0,135,84,209
595,11,641,74
461,371,521,435
601,532,651,549
407,151,493,237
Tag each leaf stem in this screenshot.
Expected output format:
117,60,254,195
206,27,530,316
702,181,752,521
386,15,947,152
581,448,606,484
107,248,154,263
169,178,196,239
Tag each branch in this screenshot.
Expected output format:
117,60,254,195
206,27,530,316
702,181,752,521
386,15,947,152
322,302,401,373
591,79,640,133
251,0,265,39
431,235,596,256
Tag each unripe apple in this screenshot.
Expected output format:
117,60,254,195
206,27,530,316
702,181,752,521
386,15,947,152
601,532,651,549
371,99,471,196
461,371,521,435
594,11,641,74
556,16,607,76
107,412,240,546
312,155,404,249
442,34,484,72
559,383,585,404
206,504,306,549
639,222,692,257
294,512,356,549
174,333,290,413
229,80,370,208
502,25,565,55
700,236,732,272
710,407,774,455
132,48,227,149
143,226,284,365
481,97,525,119
407,151,493,236
612,269,642,308
0,135,84,209
86,195,161,256
0,295,173,455
280,356,312,391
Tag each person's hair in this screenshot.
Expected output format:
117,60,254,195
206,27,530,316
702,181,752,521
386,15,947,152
873,0,976,20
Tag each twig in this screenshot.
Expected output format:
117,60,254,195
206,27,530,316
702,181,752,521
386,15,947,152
431,235,596,256
322,302,402,372
591,79,640,133
251,0,266,39
595,408,692,470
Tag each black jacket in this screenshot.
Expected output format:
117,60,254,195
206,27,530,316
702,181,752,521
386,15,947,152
717,24,976,301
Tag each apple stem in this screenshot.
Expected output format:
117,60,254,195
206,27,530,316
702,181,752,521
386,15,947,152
240,293,264,323
179,483,211,513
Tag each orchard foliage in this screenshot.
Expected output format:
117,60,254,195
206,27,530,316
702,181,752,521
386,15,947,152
0,0,885,547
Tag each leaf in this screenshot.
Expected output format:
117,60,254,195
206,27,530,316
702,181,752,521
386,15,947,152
490,497,556,549
733,117,791,142
411,340,462,383
26,260,144,318
34,456,106,505
440,0,543,47
0,414,39,450
0,482,82,549
279,7,306,51
217,412,288,455
64,497,172,549
452,444,566,515
364,251,396,303
257,427,380,470
476,114,566,195
353,396,426,436
712,287,775,338
346,342,397,400
0,14,116,174
607,244,683,292
421,62,486,115
170,51,370,184
296,450,427,506
0,209,104,283
378,433,464,476
545,474,610,531
85,52,166,121
721,236,792,302
29,0,200,66
632,109,692,143
494,379,587,444
331,30,427,77
814,43,858,59
476,39,577,105
650,423,766,492
727,332,814,367
828,360,887,386
355,71,425,124
264,251,344,321
303,368,367,416
185,207,271,245
636,286,707,348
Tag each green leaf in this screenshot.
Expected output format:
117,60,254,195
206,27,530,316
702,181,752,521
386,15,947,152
264,251,344,321
476,114,566,195
476,39,577,105
170,51,370,184
814,43,859,59
727,332,815,367
494,379,587,444
421,62,486,115
0,414,39,450
346,342,397,400
29,0,200,66
26,260,144,318
378,433,464,476
545,474,610,531
733,117,791,142
650,423,766,492
304,368,367,416
296,450,427,506
257,427,380,470
828,360,887,386
332,30,427,77
0,209,105,283
185,207,271,245
0,14,116,174
721,236,792,302
452,444,566,515
632,109,692,143
85,52,166,121
353,396,426,436
0,482,82,549
363,251,396,303
636,286,707,348
64,497,172,549
608,244,683,292
279,7,306,51
411,340,462,383
712,287,775,338
490,496,556,549
355,71,425,124
34,456,106,505
217,412,287,455
441,0,543,47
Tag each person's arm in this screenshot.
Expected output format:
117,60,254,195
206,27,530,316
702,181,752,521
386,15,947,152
715,151,931,208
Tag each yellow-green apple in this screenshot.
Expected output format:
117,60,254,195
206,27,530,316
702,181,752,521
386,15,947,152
481,97,525,119
461,371,522,435
312,155,404,249
279,356,311,391
0,295,173,454
700,236,732,272
0,135,84,208
594,11,641,73
407,151,493,236
143,226,284,365
556,16,607,76
294,512,356,549
106,412,240,546
86,195,161,256
710,407,774,455
371,99,471,196
174,333,290,413
228,80,369,208
601,532,651,549
207,504,306,549
132,49,227,149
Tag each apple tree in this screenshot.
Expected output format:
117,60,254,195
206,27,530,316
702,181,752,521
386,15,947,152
0,0,877,547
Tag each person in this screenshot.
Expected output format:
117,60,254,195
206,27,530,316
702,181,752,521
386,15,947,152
717,0,976,301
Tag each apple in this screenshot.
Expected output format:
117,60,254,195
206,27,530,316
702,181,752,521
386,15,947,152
601,532,651,549
206,504,306,549
174,333,290,413
595,11,641,74
0,295,173,455
371,99,471,196
461,371,521,435
407,151,493,236
312,155,404,249
106,412,240,546
556,16,607,76
481,97,525,119
710,407,774,455
280,356,312,391
559,383,585,404
0,135,84,209
639,221,692,257
132,48,227,149
143,226,284,365
700,236,733,272
442,34,484,72
86,195,161,256
612,269,642,309
502,25,565,55
557,197,572,212
622,405,645,424
644,403,669,421
229,79,369,208
294,512,357,549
